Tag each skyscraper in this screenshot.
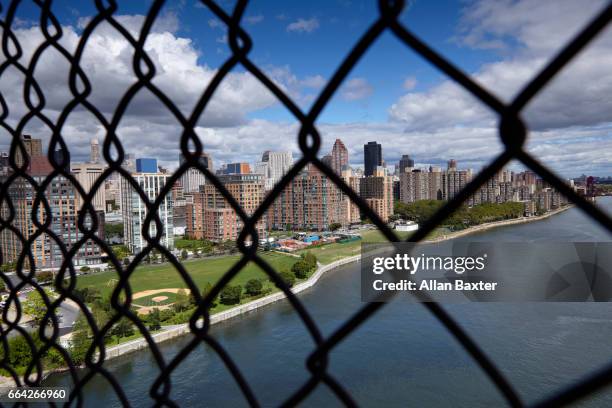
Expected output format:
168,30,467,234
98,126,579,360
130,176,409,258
186,174,265,242
90,138,100,164
268,164,347,231
398,154,415,174
363,141,382,176
71,162,107,212
330,138,349,174
121,165,174,253
15,134,43,167
1,157,104,268
179,151,213,193
259,150,293,190
360,167,394,222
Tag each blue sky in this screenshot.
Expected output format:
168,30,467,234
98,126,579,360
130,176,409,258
1,0,611,177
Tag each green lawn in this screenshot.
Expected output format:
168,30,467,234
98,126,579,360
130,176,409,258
296,228,450,264
76,252,297,297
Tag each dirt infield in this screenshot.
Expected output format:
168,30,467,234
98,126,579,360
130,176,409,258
132,288,192,299
151,296,168,303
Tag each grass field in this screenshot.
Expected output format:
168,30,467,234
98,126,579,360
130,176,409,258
296,228,451,264
76,252,297,297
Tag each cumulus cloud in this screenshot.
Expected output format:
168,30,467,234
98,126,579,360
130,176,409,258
389,0,612,177
286,18,320,33
392,0,612,130
340,78,374,101
0,14,325,169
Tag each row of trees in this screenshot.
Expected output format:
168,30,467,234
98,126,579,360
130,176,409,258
393,200,525,231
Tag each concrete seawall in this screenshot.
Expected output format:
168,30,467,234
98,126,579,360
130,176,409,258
103,255,361,360
102,206,573,360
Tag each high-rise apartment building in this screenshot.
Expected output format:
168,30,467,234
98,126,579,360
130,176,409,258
331,139,349,175
443,167,472,200
363,141,382,176
71,162,107,212
0,158,104,268
342,167,362,224
186,174,265,242
90,138,100,164
258,151,293,190
268,165,347,231
121,159,174,253
360,168,394,222
399,167,444,203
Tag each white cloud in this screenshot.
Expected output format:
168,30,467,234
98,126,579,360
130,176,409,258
390,0,612,134
0,15,326,168
340,78,374,101
286,18,320,33
245,15,264,25
208,18,223,29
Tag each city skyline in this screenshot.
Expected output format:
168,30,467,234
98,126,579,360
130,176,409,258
0,0,611,177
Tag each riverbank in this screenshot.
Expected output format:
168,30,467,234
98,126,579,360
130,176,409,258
93,205,574,362
423,204,572,243
1,205,573,385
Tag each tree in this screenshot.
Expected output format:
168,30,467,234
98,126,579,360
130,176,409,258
219,285,242,305
291,260,310,279
0,279,5,293
329,222,342,231
147,308,161,331
23,289,54,324
36,271,53,284
278,271,296,288
73,287,101,304
104,223,124,239
181,249,188,260
245,279,263,296
112,245,130,260
70,315,91,364
123,257,130,266
302,252,317,270
111,318,134,339
173,289,191,313
193,282,217,308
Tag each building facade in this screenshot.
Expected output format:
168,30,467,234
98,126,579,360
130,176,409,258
1,158,104,268
71,162,107,212
363,141,382,177
360,168,394,222
121,164,174,253
268,165,347,231
330,139,349,175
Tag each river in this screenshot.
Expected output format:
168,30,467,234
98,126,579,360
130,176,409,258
47,197,612,407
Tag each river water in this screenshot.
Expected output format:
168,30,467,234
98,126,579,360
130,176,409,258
47,197,612,407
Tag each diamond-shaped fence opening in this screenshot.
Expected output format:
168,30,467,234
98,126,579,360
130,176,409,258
0,0,612,407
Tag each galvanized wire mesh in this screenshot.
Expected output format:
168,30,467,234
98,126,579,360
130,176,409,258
0,0,611,406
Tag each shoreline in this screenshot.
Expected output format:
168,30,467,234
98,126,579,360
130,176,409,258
423,204,572,243
96,205,575,361
2,205,572,385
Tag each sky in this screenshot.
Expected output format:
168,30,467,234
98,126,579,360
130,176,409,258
0,0,611,177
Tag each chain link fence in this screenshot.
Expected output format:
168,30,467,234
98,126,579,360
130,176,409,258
0,0,611,406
